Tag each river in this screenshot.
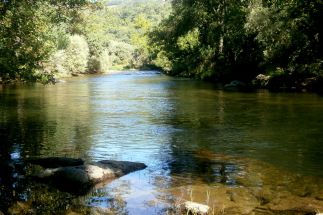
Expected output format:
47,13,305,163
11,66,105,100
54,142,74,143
1,71,323,214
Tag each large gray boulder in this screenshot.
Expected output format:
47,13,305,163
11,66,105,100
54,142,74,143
29,157,146,194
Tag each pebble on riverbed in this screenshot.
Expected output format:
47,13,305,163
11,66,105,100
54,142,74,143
180,201,210,215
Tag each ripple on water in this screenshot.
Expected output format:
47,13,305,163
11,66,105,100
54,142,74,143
2,71,323,214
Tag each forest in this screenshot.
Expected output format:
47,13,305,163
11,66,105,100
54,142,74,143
150,0,323,92
0,0,170,83
1,0,323,92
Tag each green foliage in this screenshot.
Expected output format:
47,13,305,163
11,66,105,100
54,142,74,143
150,0,323,87
47,50,68,77
177,28,200,51
150,0,263,82
99,49,112,73
100,0,170,69
107,41,134,66
245,0,323,79
0,0,88,82
0,0,170,82
0,1,54,81
47,35,89,77
70,0,170,72
153,51,173,72
2,0,321,88
64,35,90,74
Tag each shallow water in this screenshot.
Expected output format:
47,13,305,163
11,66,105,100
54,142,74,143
1,71,323,214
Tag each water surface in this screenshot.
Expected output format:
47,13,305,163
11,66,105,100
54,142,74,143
1,71,323,214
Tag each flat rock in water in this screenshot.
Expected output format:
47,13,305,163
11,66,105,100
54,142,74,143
30,157,147,194
96,160,147,176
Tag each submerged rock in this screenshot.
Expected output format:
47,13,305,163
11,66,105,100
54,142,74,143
90,207,113,215
29,157,147,194
181,201,210,215
224,80,248,91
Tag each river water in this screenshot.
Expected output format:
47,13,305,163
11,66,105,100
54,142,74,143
1,71,323,214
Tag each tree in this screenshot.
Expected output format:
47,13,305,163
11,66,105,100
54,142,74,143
246,0,323,80
0,0,88,82
150,0,263,82
64,35,90,75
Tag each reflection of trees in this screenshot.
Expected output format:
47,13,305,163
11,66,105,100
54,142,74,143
141,80,323,214
0,86,46,211
21,185,129,214
40,82,93,158
0,81,94,212
155,80,239,185
141,79,244,212
167,150,238,185
251,92,323,176
160,81,323,185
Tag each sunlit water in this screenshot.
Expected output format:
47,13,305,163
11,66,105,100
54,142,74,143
1,71,323,214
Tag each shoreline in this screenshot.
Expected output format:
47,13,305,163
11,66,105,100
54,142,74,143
1,70,323,95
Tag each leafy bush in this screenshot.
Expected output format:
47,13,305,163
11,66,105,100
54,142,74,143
107,41,134,66
47,50,68,77
99,49,111,73
64,35,89,75
87,49,112,73
46,34,90,77
86,56,101,73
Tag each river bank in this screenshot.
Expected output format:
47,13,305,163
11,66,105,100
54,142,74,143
208,73,323,94
2,70,323,95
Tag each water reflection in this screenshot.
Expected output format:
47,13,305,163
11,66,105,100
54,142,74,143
0,82,94,212
1,71,323,214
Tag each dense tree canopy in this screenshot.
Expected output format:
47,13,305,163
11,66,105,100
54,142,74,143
246,0,323,80
150,0,323,90
1,0,322,91
0,0,169,82
0,0,89,82
150,0,264,82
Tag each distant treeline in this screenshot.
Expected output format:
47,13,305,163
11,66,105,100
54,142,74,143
1,0,322,92
0,0,170,83
150,0,323,91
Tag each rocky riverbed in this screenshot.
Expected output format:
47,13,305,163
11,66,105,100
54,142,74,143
162,151,323,215
3,153,323,214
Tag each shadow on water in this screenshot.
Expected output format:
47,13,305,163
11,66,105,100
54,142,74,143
143,75,323,214
0,86,43,211
162,80,323,177
0,83,94,213
167,149,239,185
1,72,323,214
